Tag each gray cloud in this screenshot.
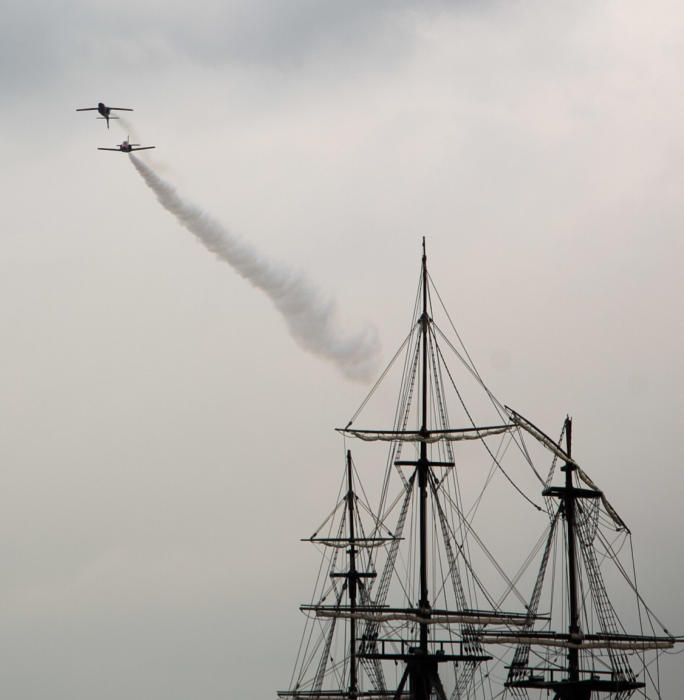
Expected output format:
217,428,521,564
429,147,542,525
2,0,462,101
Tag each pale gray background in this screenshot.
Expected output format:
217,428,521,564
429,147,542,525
1,1,683,698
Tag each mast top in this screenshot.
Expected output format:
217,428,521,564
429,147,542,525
564,415,574,472
422,236,426,263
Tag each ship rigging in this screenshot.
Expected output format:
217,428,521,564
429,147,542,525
279,242,678,700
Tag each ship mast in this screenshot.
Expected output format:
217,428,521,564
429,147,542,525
331,449,378,699
418,237,430,657
375,240,495,700
279,447,385,700
496,414,675,699
563,418,582,691
545,418,628,700
395,238,454,700
347,449,359,698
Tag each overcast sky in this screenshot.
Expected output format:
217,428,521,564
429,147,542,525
1,1,683,698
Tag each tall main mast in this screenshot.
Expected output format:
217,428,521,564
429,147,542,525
376,241,495,700
336,242,560,699
418,237,430,656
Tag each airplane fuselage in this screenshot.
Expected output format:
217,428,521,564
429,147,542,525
77,102,132,129
97,138,154,153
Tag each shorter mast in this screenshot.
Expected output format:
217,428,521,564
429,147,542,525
347,450,359,698
325,450,378,698
497,418,675,699
279,450,383,700
563,418,582,684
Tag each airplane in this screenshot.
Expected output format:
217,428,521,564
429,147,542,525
98,138,155,153
76,102,133,128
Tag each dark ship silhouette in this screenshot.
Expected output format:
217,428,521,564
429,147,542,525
279,242,678,700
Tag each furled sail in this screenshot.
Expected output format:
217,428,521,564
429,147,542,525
313,609,533,627
480,634,674,651
506,406,628,530
339,425,514,443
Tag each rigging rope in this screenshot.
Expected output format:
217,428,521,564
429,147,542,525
433,338,544,512
344,327,416,430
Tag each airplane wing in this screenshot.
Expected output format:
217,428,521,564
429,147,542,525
130,146,155,151
97,148,122,151
109,108,134,111
76,107,98,111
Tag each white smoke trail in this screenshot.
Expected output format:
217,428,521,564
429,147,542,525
129,154,380,382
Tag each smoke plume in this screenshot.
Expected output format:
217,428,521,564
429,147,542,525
129,155,380,382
